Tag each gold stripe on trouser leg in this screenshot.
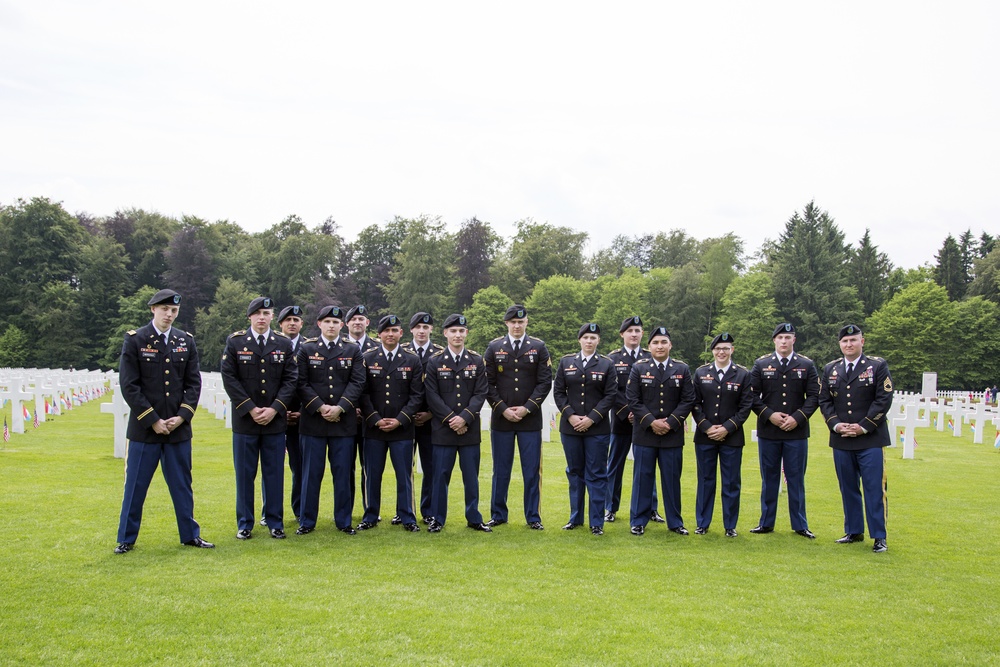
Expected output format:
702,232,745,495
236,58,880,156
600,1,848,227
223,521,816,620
880,447,888,529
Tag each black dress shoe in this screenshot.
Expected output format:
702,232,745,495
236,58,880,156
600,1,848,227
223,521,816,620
486,518,507,527
836,533,865,544
670,526,689,536
749,525,773,534
795,529,816,539
562,522,581,530
650,512,666,524
390,515,403,525
338,526,356,536
114,542,134,554
402,523,420,532
694,527,708,535
528,521,544,530
428,520,443,533
356,521,377,531
236,529,253,540
630,525,645,536
605,511,616,523
725,529,738,538
259,516,267,527
468,522,492,533
591,526,604,536
183,537,215,548
270,528,286,539
872,538,887,553
421,516,432,525
295,526,314,535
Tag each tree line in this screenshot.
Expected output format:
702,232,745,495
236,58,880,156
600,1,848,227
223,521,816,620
0,196,996,391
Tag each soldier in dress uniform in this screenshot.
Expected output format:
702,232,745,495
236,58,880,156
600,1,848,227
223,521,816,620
357,315,424,532
221,297,298,540
399,312,444,524
553,323,618,535
114,289,213,554
748,323,820,539
272,305,305,524
605,316,664,524
295,305,366,536
344,304,377,514
625,327,696,536
483,305,553,530
423,314,492,533
818,324,893,553
691,332,753,537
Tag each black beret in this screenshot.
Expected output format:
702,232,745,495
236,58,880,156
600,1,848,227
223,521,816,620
247,297,274,317
838,324,862,339
773,322,796,338
620,315,642,333
504,304,527,321
578,322,600,338
277,305,303,323
442,313,468,329
409,312,433,329
148,289,181,306
710,332,735,349
377,314,401,333
345,305,368,322
317,305,345,321
648,327,671,344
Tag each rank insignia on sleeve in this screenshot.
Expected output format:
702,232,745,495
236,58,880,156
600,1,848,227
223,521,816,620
884,377,893,391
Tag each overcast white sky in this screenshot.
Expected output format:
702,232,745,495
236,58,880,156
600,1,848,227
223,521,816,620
1,2,997,268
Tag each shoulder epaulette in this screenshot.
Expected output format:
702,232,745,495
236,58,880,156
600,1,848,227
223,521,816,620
230,330,246,338
432,343,445,350
304,337,318,343
735,363,749,371
490,336,504,343
868,355,884,362
757,353,771,360
796,354,812,361
561,353,576,359
126,329,137,336
274,330,289,338
185,331,194,338
430,349,447,358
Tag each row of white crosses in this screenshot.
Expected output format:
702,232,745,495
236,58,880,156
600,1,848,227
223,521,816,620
888,390,999,459
2,368,111,435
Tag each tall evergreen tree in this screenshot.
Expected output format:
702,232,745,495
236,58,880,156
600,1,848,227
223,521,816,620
464,286,511,353
768,201,862,361
348,218,408,316
979,232,996,258
849,228,894,318
933,234,966,301
163,223,217,328
958,229,977,286
453,217,501,309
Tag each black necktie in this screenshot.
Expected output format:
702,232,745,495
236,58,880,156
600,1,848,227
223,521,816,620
780,358,788,373
162,333,169,348
257,335,265,350
514,339,521,354
718,369,724,382
847,362,854,375
387,351,394,364
658,362,665,372
418,347,425,360
631,350,637,360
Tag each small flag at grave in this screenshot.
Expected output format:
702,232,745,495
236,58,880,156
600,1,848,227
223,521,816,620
44,398,51,415
2,419,8,442
32,409,38,429
22,405,30,421
994,431,1000,449
947,418,954,431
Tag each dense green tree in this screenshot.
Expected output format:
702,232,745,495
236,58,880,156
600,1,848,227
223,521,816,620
163,222,218,325
524,275,592,357
849,229,894,317
592,268,649,352
958,229,977,286
349,218,409,316
492,220,588,301
102,286,158,368
968,247,1000,304
194,278,257,371
0,325,30,367
866,282,956,390
78,235,131,365
26,282,87,368
464,286,511,354
587,234,655,277
650,229,699,269
952,296,1000,390
386,217,455,319
933,234,966,301
256,215,344,308
0,197,86,326
653,263,710,362
768,201,862,361
453,217,502,309
979,232,996,258
699,234,743,337
715,267,779,367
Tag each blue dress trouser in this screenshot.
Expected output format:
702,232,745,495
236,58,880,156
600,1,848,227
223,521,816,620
362,439,415,525
431,444,484,526
299,435,355,530
757,437,809,531
490,430,542,524
117,439,200,544
606,431,659,515
630,445,684,529
562,433,610,527
833,447,887,539
694,443,743,530
234,432,285,532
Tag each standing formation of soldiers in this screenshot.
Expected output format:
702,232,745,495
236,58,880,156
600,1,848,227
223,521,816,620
114,292,894,556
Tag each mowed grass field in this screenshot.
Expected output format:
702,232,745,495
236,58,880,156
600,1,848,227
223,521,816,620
0,398,998,666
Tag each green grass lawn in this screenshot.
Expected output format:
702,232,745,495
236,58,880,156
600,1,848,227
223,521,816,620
0,399,997,666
